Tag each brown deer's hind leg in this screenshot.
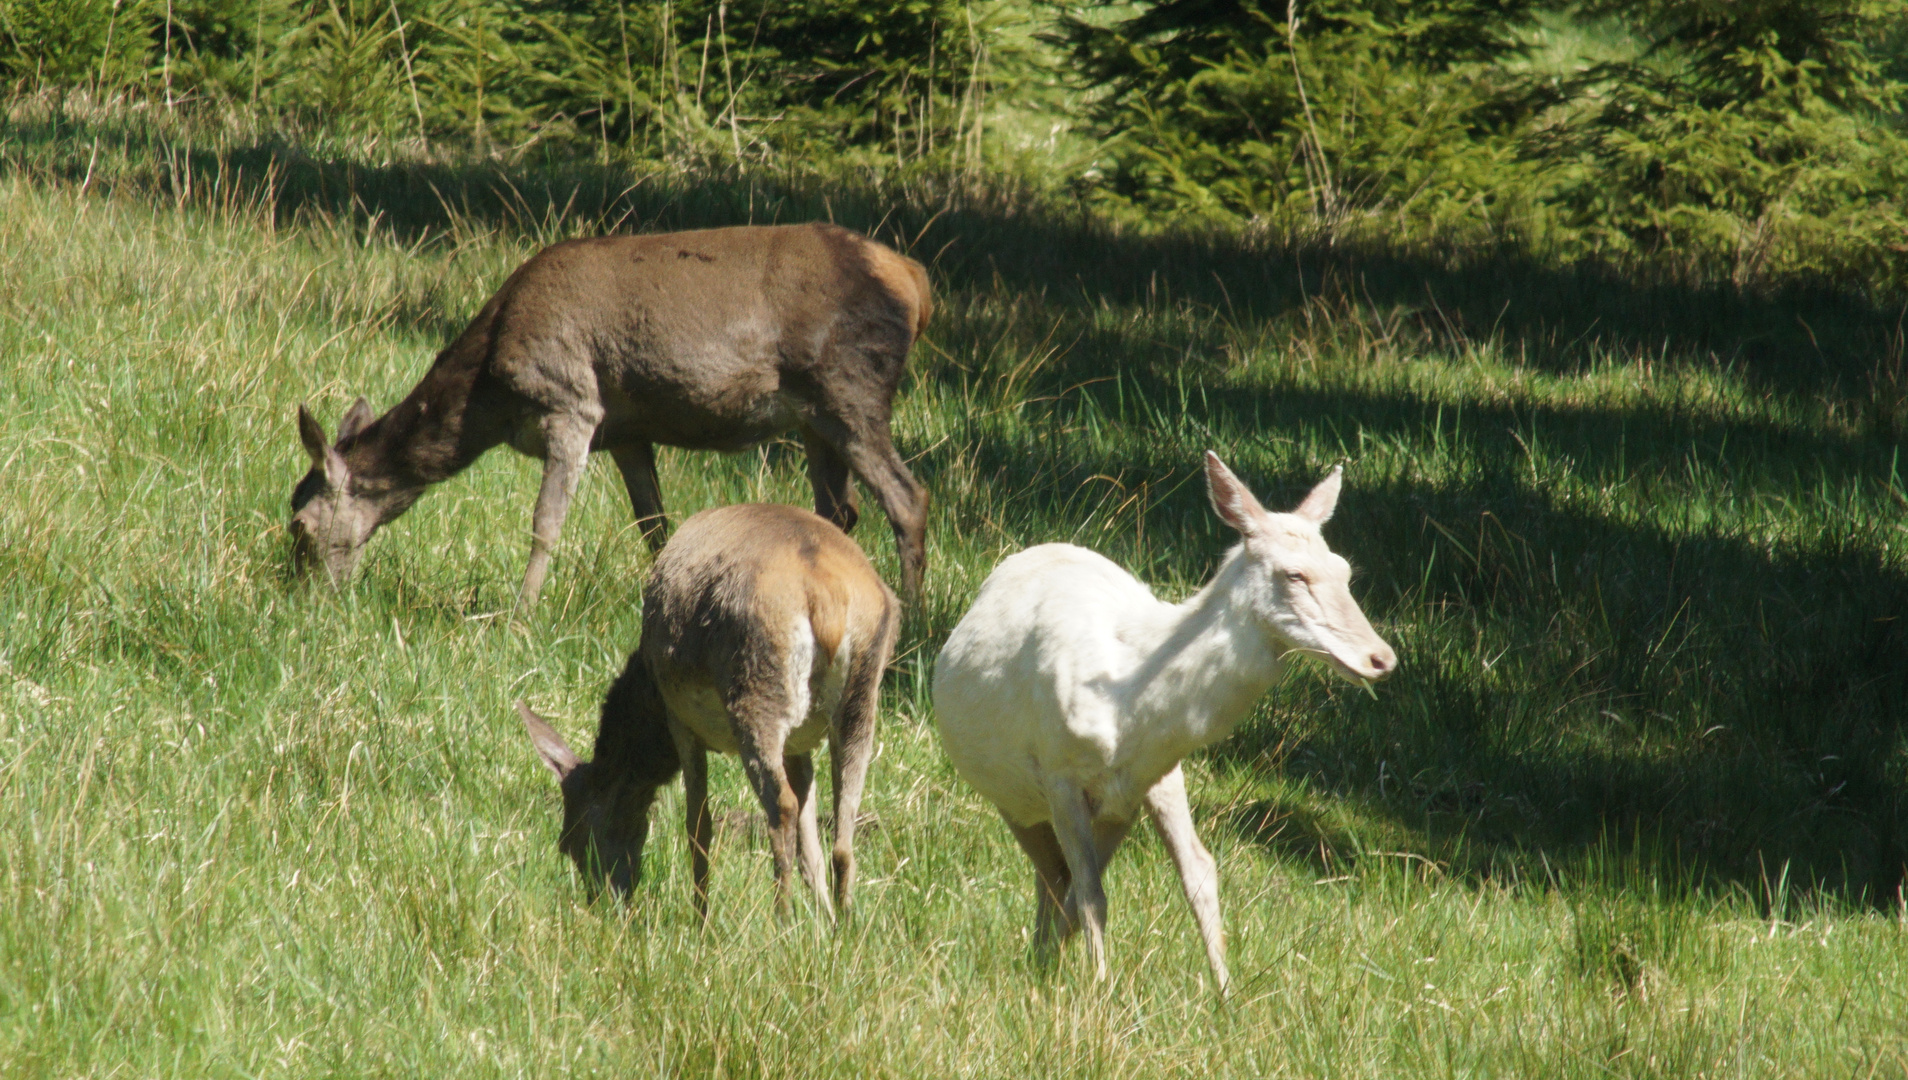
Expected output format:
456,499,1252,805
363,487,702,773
803,410,928,599
732,711,800,915
610,442,669,551
801,428,860,535
519,408,602,610
827,620,892,915
786,753,834,920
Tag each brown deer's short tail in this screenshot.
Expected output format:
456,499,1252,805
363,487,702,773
903,257,933,339
865,242,934,341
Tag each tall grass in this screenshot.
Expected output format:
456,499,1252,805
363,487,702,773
1,102,1905,1076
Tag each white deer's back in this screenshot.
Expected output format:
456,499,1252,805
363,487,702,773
935,543,1185,825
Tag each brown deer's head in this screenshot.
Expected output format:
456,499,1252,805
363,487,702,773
518,699,673,899
290,400,400,586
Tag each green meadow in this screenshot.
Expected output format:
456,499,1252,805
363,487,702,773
1,100,1905,1077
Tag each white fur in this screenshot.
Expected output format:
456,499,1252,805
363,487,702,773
932,454,1396,993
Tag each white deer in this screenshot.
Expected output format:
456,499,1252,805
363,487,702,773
932,452,1397,992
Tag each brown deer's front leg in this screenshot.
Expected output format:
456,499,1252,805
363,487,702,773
674,730,713,921
518,409,602,610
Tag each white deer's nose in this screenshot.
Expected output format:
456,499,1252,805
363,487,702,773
1365,645,1398,679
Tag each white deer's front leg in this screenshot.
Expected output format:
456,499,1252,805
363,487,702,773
1046,781,1108,981
1145,765,1230,994
518,410,600,610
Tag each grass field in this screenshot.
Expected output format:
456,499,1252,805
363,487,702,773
2,99,1906,1077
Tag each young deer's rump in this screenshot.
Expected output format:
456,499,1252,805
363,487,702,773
521,503,899,919
933,453,1396,992
290,223,932,607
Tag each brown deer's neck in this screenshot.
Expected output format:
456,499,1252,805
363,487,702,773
595,654,683,787
341,330,508,496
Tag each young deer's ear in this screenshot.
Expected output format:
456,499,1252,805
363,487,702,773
1205,451,1268,536
336,396,376,443
519,700,582,781
297,404,330,467
1294,465,1344,524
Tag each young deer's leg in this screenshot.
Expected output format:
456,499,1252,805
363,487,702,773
1145,765,1230,994
786,753,834,921
519,408,602,610
1045,781,1108,981
732,715,800,916
609,442,668,551
802,410,928,600
1005,817,1073,954
827,641,889,916
801,428,860,535
671,723,714,921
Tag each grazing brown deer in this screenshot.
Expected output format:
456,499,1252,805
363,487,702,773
520,502,899,919
289,223,932,608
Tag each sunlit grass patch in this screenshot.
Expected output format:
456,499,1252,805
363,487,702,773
1,115,1905,1077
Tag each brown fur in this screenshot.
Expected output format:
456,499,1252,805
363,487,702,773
290,223,932,607
522,503,899,918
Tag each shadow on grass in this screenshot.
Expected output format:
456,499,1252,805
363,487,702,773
937,426,1906,908
3,110,1906,426
8,111,1903,908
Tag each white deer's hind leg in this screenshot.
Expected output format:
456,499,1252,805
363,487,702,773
1005,816,1073,952
1146,765,1230,994
1046,782,1108,981
786,753,834,922
519,409,602,610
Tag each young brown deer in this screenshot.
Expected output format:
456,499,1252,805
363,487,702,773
520,502,899,919
289,223,932,608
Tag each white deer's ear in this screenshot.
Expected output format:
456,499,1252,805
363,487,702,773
519,700,582,781
1294,465,1344,524
336,396,376,443
1205,451,1268,536
296,404,330,467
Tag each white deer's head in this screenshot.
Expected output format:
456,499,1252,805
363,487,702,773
1205,452,1397,683
289,400,392,586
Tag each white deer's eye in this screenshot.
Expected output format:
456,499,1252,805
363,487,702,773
1283,570,1307,583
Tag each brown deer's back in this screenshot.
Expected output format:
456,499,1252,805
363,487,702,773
639,503,897,695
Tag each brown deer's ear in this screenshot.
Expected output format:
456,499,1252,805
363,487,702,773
1293,465,1344,524
297,404,330,467
336,396,376,443
1205,451,1268,537
519,701,582,781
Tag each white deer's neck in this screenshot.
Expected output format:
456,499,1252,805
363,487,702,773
1117,548,1282,770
